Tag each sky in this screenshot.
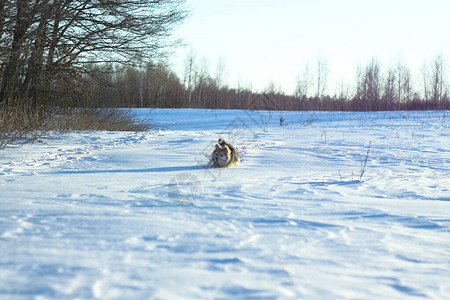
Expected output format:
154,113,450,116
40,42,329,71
170,0,450,95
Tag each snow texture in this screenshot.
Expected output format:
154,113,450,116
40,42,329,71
1,109,449,299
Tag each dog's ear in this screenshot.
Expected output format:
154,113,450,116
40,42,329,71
215,144,221,150
218,138,225,145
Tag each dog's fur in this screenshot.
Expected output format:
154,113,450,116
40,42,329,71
210,138,240,168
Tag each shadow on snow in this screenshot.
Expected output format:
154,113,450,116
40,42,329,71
44,165,206,175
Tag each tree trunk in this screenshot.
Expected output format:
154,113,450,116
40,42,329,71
0,0,7,40
24,2,51,107
0,0,32,106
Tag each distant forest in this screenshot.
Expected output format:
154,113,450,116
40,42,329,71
83,54,450,111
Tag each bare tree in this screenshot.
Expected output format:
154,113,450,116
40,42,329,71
421,63,430,102
265,80,277,95
0,0,39,106
336,78,350,101
146,63,173,108
0,0,7,41
214,58,226,109
357,58,381,111
384,67,396,110
195,57,210,108
235,80,252,109
0,0,187,109
316,56,329,98
295,62,311,100
430,54,446,108
183,49,197,107
395,60,412,108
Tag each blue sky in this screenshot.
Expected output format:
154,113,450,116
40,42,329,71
170,0,450,95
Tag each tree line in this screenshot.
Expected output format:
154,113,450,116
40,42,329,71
1,0,448,112
82,52,450,111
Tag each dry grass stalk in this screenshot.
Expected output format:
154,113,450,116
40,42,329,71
359,141,372,181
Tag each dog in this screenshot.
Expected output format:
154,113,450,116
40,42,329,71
210,138,240,168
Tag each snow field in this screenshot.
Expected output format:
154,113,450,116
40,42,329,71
0,109,449,299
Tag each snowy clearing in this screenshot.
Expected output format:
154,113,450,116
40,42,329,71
1,109,449,299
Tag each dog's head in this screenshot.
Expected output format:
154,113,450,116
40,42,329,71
213,144,231,167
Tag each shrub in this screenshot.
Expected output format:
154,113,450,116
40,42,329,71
1,106,150,149
0,105,46,149
47,108,151,132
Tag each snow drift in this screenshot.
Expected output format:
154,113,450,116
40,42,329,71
1,109,449,299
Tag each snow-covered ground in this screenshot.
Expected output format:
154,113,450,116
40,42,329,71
1,109,449,299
